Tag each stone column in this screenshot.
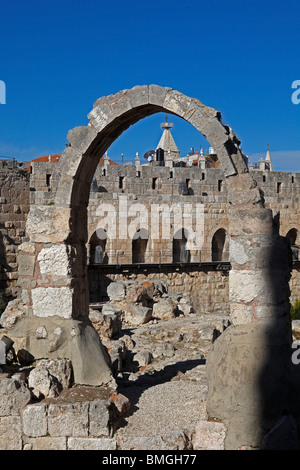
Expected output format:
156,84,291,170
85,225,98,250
229,206,291,326
206,202,300,449
0,204,113,387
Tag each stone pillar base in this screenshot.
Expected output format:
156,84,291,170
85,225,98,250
206,322,300,449
1,304,114,387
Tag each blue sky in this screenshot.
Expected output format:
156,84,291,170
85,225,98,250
0,0,300,172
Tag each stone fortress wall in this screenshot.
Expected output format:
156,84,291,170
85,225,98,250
12,155,298,314
0,160,30,303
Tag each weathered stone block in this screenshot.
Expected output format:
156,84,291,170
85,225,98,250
89,308,122,341
32,287,73,319
129,85,149,108
0,378,31,417
117,431,191,450
48,402,89,437
88,399,112,437
123,304,152,326
22,404,48,437
67,437,117,450
149,84,171,107
35,358,73,390
28,367,61,400
17,253,35,276
67,126,98,154
0,416,22,450
229,270,264,305
26,205,72,243
107,282,125,301
37,244,72,278
193,420,226,450
25,436,67,450
152,298,177,320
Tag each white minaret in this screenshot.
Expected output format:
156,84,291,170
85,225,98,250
265,143,274,171
156,116,180,164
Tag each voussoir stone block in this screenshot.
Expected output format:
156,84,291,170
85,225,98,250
129,85,149,108
148,84,171,107
88,100,115,132
163,89,196,119
67,126,98,154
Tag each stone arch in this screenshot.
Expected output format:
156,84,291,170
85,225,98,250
14,85,272,390
211,228,229,261
55,85,253,213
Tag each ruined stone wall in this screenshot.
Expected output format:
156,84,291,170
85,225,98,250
29,161,62,206
87,164,300,306
0,161,30,302
251,170,300,303
0,159,298,312
88,265,230,314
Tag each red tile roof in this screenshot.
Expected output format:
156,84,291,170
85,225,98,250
28,153,118,171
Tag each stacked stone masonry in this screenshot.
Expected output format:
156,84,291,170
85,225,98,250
1,159,299,310
0,161,30,302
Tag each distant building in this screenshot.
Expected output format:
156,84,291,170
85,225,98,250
248,144,274,172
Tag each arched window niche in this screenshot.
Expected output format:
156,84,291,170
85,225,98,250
132,228,149,264
173,228,191,263
212,228,229,262
89,229,108,265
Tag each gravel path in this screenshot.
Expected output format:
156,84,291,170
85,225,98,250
116,379,208,439
112,313,229,444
